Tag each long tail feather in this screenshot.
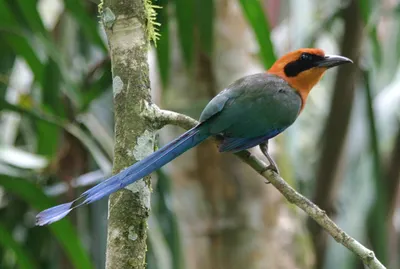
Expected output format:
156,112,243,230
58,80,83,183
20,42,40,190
36,125,209,226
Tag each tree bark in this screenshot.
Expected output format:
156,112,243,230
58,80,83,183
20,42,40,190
102,1,154,268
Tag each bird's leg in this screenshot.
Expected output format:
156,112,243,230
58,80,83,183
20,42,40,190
259,141,280,176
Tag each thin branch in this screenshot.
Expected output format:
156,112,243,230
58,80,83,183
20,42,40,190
150,108,198,130
149,108,386,269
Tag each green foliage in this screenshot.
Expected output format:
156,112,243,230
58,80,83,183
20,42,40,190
1,0,400,268
196,0,214,56
0,176,93,269
64,0,106,50
174,0,195,66
238,0,276,67
0,0,110,267
0,223,38,269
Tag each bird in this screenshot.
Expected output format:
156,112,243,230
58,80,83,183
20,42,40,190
36,48,352,226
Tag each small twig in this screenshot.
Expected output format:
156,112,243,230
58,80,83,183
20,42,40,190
148,107,386,269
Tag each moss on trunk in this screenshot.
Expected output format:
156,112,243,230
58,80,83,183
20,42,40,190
102,0,154,268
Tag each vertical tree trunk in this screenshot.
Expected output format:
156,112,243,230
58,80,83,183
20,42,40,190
102,1,154,268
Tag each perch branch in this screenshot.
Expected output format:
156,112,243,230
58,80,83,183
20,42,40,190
146,107,386,269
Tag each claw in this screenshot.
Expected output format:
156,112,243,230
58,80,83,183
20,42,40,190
259,141,280,175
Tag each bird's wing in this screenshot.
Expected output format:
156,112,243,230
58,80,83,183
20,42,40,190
200,73,302,138
218,129,284,152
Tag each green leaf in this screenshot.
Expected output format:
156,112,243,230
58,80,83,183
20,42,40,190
64,0,106,51
358,0,372,23
36,121,60,157
196,0,214,56
0,40,15,94
0,2,44,81
358,0,382,66
174,0,195,66
0,223,38,269
238,0,276,68
15,0,47,36
0,146,48,170
0,99,62,126
155,0,170,86
153,169,183,269
0,175,93,269
0,1,18,26
1,31,44,82
370,27,382,67
81,59,112,111
362,71,388,264
41,59,64,117
1,100,112,172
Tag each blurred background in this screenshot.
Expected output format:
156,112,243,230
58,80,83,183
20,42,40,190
0,0,399,268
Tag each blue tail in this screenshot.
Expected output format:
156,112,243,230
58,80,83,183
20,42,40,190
36,125,209,226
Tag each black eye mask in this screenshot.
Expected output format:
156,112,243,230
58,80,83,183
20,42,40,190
284,53,325,77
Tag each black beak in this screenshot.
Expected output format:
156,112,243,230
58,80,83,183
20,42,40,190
316,55,353,68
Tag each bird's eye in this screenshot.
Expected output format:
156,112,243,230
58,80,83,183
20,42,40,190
300,53,312,61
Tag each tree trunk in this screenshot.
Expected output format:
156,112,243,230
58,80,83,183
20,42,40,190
102,1,153,268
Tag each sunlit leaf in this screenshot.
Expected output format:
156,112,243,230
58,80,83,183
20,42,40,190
1,100,112,173
0,146,48,170
238,0,276,68
0,175,93,269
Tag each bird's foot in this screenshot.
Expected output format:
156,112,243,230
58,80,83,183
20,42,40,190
259,141,280,177
260,163,279,175
260,163,280,184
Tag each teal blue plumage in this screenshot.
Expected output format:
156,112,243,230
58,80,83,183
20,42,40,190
36,73,301,225
36,45,355,226
35,73,301,225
